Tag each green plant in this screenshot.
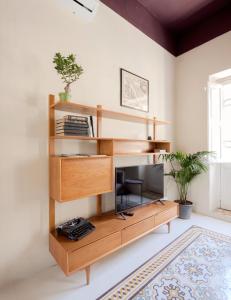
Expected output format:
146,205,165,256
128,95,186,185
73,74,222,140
53,52,83,94
161,151,211,205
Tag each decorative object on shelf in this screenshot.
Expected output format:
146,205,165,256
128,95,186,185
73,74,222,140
53,53,83,102
161,151,212,219
155,149,167,154
56,115,89,136
57,217,95,241
147,136,152,140
89,115,95,137
120,68,149,112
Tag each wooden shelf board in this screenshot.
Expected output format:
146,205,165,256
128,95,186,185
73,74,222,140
101,108,169,125
50,152,169,159
50,136,100,141
114,152,169,157
52,155,110,160
50,201,176,253
101,138,169,143
53,101,97,116
50,135,170,144
51,100,170,126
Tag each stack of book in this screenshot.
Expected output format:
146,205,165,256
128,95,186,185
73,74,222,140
56,115,90,136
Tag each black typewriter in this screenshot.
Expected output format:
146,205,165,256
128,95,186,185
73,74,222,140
57,217,95,241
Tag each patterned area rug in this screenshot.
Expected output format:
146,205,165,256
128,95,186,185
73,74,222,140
98,226,231,300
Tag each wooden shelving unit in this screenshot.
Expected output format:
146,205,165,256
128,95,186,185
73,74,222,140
48,94,176,285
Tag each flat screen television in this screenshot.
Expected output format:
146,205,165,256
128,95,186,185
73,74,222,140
115,164,164,214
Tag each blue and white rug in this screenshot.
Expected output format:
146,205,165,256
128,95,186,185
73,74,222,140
98,226,231,300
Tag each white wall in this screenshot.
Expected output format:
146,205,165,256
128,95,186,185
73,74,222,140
176,31,231,214
0,0,176,286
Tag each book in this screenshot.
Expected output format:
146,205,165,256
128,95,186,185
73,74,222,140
56,115,91,137
56,119,88,126
56,124,89,130
56,128,89,132
63,115,88,121
56,128,89,133
56,132,89,136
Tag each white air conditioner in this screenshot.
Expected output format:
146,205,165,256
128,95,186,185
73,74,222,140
58,0,99,21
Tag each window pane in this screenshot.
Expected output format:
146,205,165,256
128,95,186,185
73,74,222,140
221,83,231,161
223,83,231,99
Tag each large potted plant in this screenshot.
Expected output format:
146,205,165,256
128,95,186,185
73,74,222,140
161,151,211,219
53,52,83,102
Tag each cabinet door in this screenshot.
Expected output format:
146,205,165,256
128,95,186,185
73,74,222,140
61,157,113,201
50,156,113,201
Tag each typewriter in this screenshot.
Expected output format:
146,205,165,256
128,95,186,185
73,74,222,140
57,217,95,241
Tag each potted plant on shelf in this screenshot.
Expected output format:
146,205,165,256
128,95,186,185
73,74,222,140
161,151,211,219
53,52,83,102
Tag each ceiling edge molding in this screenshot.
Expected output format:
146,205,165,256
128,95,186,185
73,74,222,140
101,0,231,56
176,4,231,55
100,0,176,56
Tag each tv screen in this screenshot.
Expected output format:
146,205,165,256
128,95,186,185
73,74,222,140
115,164,164,214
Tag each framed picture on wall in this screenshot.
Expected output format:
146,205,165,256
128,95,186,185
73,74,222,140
120,68,149,112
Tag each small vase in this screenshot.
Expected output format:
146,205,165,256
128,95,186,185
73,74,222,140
59,92,71,102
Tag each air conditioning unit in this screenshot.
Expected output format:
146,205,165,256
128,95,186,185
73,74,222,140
58,0,99,21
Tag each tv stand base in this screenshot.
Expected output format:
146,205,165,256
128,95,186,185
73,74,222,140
119,211,134,220
49,201,178,285
154,199,165,205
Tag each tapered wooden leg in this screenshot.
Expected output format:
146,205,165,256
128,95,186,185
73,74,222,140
85,266,90,285
167,222,171,233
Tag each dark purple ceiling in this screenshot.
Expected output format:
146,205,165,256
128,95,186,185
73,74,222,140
101,0,231,56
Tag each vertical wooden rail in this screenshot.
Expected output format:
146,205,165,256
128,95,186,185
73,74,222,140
96,105,102,216
96,105,102,139
153,117,157,141
49,95,56,233
153,117,157,164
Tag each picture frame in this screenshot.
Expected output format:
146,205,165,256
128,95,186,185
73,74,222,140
120,68,149,112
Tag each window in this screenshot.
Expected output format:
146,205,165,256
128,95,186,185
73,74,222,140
209,78,231,162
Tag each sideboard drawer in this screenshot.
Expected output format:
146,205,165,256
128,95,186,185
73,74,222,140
155,206,178,226
121,216,155,244
69,231,121,272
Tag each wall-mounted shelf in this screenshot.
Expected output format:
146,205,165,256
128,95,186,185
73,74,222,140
50,136,168,143
100,108,169,125
113,152,169,157
50,136,100,141
51,100,170,126
52,101,97,116
98,139,170,156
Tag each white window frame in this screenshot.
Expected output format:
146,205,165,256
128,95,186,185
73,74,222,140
208,78,231,162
